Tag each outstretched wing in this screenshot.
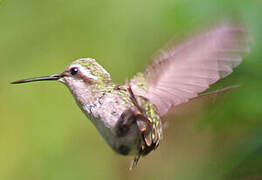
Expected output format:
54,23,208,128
130,22,250,116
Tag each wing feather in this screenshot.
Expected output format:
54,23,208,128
130,22,250,116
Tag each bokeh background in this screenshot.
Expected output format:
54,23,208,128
1,0,262,179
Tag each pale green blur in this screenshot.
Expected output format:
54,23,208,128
1,0,262,179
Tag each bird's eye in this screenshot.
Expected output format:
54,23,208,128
70,67,78,75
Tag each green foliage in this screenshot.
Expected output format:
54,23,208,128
1,0,262,179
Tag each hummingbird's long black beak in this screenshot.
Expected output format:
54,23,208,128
11,74,61,84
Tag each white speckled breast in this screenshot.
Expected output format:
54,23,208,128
81,89,141,155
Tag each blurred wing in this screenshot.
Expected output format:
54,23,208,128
130,22,250,116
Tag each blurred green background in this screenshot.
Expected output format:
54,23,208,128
1,0,262,179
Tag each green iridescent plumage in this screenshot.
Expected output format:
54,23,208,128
144,102,162,143
74,58,112,84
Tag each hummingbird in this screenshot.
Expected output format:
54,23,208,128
11,22,249,170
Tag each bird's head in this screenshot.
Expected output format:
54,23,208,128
11,58,112,89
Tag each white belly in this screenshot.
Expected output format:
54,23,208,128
82,92,140,155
